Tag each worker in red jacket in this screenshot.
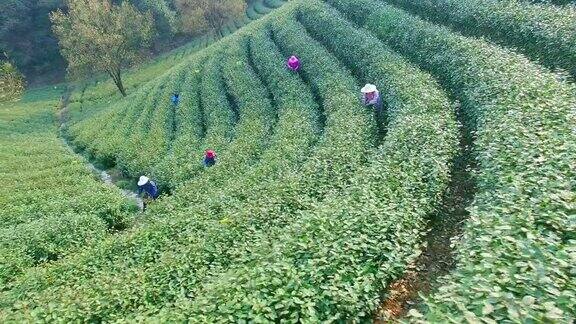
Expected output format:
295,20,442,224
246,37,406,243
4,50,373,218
204,149,217,167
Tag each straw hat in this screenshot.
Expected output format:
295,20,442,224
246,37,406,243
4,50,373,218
361,84,377,94
138,176,150,186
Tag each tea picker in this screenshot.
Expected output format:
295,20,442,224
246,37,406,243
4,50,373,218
361,83,383,113
203,149,217,168
137,176,159,211
287,55,300,72
171,93,180,106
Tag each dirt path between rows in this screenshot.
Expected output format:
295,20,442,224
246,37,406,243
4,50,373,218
374,103,477,322
57,87,144,211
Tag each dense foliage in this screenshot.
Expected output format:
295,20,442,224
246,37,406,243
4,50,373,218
150,3,458,321
0,0,279,84
327,0,576,321
0,61,26,102
0,0,66,82
175,0,247,37
51,0,155,96
65,0,284,123
0,0,574,322
0,87,136,287
382,0,576,79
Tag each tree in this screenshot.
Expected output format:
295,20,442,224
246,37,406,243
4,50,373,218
0,0,66,83
50,0,155,96
0,58,26,102
132,0,179,36
174,0,246,37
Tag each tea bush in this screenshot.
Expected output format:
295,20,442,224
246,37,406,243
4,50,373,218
382,0,576,79
327,0,576,321
151,56,209,188
117,67,190,177
145,3,457,321
1,0,574,321
0,94,136,287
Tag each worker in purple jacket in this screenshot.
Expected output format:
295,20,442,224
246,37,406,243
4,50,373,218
361,83,383,113
137,176,159,210
287,55,300,72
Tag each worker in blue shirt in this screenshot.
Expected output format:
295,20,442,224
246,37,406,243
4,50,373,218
137,176,159,211
171,93,180,106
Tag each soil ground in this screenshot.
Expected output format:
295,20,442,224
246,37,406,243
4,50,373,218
374,104,477,322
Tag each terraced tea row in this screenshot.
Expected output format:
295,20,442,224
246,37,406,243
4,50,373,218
0,89,136,287
0,1,458,321
382,0,576,79
1,0,574,322
327,0,576,321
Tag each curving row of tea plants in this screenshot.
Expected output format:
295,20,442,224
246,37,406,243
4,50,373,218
0,88,137,288
384,0,576,79
66,0,288,124
0,0,574,322
327,0,576,321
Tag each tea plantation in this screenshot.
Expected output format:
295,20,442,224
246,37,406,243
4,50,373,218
0,0,574,322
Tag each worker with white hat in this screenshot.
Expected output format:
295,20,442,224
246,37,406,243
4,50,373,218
361,83,383,113
137,176,159,210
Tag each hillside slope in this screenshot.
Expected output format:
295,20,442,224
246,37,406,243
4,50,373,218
0,0,574,322
66,0,289,124
0,88,136,288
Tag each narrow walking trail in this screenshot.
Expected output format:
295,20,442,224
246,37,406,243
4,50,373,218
57,88,144,211
374,102,476,322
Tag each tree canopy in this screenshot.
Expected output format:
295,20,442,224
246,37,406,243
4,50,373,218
175,0,247,37
51,0,155,96
0,0,250,86
0,0,66,83
0,60,26,102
